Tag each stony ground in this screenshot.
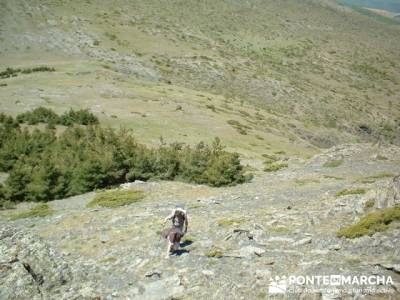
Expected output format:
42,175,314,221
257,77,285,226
1,143,400,299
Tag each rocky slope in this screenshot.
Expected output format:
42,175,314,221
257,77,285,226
1,143,399,299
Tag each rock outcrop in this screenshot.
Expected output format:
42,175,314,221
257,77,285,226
0,226,72,300
376,175,400,209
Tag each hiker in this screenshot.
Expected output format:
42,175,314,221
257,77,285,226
162,206,188,258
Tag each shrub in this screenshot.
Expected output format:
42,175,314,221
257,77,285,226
364,199,375,209
0,121,249,203
87,189,145,208
0,200,15,210
0,67,20,78
15,107,99,126
337,206,400,238
9,203,53,220
60,108,99,126
0,66,55,79
16,107,60,125
335,188,366,197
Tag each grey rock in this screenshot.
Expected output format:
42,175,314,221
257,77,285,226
142,274,184,300
236,245,266,258
201,270,214,277
293,237,312,246
328,244,341,251
376,175,400,209
0,226,72,300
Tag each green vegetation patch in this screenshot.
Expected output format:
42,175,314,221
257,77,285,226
204,247,224,258
9,203,53,220
16,107,99,126
376,155,388,161
0,200,15,210
337,206,400,238
217,217,244,227
357,172,394,183
0,114,249,203
262,153,287,172
369,172,395,179
352,63,390,80
87,189,145,208
323,159,343,168
336,188,366,197
264,162,288,172
0,66,55,79
226,120,251,135
262,153,279,164
364,199,375,209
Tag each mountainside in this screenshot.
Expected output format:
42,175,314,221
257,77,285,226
1,0,399,158
1,1,400,299
1,144,400,299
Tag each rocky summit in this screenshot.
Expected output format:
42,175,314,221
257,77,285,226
1,144,399,299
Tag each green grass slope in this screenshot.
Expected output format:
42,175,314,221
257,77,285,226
0,0,399,158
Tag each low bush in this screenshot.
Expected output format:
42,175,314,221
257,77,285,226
337,206,400,238
59,108,99,126
87,189,144,208
9,203,53,220
364,199,375,209
16,107,98,126
0,66,55,79
17,107,59,125
0,200,16,210
264,162,288,172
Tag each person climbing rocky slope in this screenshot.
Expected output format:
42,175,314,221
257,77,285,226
1,143,399,299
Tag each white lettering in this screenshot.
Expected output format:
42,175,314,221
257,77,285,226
297,276,305,285
386,276,394,285
360,276,367,285
342,276,352,284
368,276,376,285
376,276,385,285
